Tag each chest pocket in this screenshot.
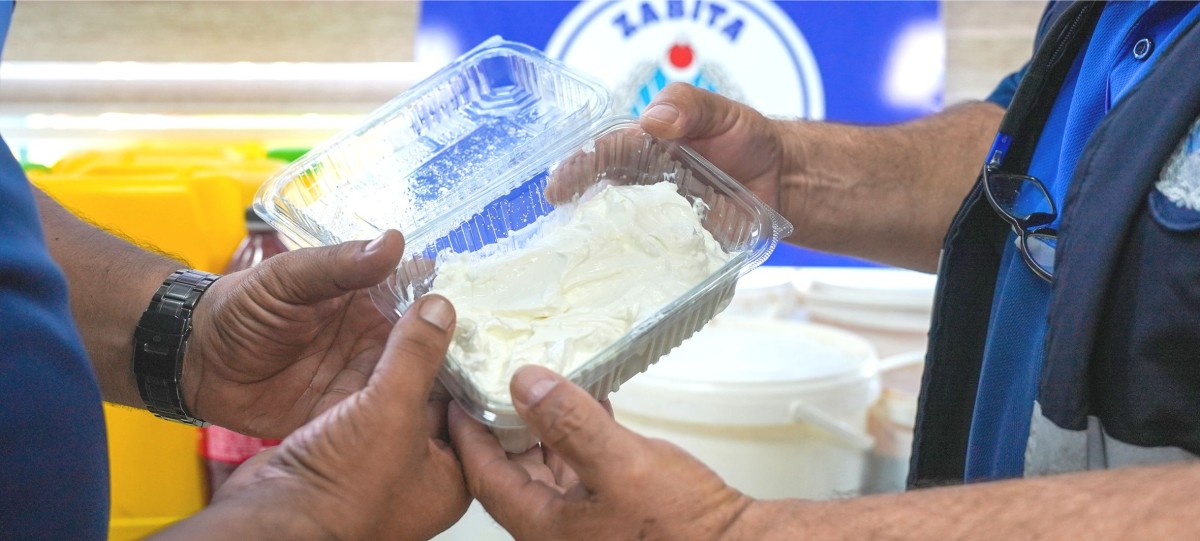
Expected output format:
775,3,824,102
1090,114,1200,452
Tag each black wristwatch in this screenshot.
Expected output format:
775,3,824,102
133,269,221,426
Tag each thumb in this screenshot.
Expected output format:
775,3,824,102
254,229,405,305
510,365,644,491
370,294,457,413
640,82,744,141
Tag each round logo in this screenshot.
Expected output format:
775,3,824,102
546,0,825,120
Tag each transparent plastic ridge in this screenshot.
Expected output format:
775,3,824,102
252,36,611,252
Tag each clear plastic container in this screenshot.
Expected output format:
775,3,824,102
255,37,792,451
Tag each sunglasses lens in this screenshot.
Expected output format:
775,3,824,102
988,172,1053,222
1026,231,1057,277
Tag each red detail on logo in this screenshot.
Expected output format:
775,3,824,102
668,43,694,69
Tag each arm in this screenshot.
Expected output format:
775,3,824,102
736,461,1196,539
451,366,1200,540
34,188,181,409
640,84,1004,271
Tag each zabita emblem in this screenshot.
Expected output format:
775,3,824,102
546,0,825,120
1155,116,1200,212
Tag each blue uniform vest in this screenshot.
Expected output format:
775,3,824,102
911,1,1200,486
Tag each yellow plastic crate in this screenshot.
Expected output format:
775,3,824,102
51,142,270,175
103,406,207,539
50,142,287,209
36,174,246,272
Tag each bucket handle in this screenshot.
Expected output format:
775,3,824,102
789,400,875,451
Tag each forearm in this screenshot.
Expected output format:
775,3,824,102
34,188,184,408
777,101,1004,271
735,462,1200,539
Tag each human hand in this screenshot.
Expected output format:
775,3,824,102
639,82,785,212
183,229,407,438
168,294,470,541
449,364,755,541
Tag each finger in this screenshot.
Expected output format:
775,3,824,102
640,82,742,142
370,294,456,413
510,365,644,491
542,398,612,487
254,229,405,305
448,403,561,533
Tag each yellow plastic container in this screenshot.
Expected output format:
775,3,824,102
51,141,270,175
50,142,287,209
34,162,248,539
36,174,246,272
101,406,208,539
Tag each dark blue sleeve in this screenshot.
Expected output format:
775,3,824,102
2,2,114,535
0,137,111,539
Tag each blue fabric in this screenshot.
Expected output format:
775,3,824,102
0,1,111,537
966,1,1200,481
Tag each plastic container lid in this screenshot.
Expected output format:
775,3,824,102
253,37,793,452
255,37,611,251
614,318,878,428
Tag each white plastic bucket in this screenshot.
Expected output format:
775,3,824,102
610,317,880,500
796,267,937,358
863,350,925,494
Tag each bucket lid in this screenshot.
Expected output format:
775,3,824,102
796,268,936,333
797,267,937,310
613,318,878,427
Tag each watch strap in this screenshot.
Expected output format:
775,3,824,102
133,269,221,426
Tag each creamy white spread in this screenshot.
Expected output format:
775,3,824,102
430,181,731,402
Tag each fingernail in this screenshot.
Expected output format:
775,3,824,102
643,103,679,125
513,366,558,406
419,295,454,331
363,232,387,253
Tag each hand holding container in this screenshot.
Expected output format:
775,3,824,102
255,37,792,451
